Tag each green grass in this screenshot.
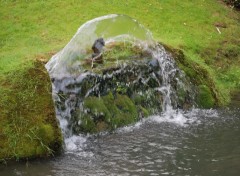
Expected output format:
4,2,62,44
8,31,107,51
1,0,239,90
0,0,239,160
0,60,62,160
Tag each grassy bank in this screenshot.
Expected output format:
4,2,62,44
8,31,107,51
0,60,62,161
0,0,239,160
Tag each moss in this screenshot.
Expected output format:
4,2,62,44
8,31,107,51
102,93,120,118
103,41,145,62
132,94,146,106
84,96,111,122
163,44,223,107
80,115,97,133
115,94,138,116
139,106,150,117
229,89,240,108
176,87,186,104
116,84,127,94
196,85,215,108
113,94,138,128
37,124,55,144
36,146,47,156
80,93,138,133
0,60,62,161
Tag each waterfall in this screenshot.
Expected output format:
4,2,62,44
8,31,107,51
45,14,194,150
147,43,193,120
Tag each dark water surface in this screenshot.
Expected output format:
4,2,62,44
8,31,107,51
1,108,240,176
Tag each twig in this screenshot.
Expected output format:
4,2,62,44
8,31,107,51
216,27,221,34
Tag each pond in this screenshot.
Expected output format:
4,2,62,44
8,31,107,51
1,108,239,176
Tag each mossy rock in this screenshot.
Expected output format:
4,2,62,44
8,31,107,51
74,93,139,133
0,60,62,161
162,43,222,107
196,85,215,108
53,41,221,137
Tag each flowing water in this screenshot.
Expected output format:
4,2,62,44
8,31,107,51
45,14,194,139
1,108,240,176
1,15,239,175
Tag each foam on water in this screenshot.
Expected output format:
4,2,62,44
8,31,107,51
65,135,87,151
64,135,94,157
116,108,219,135
150,108,218,126
149,112,191,127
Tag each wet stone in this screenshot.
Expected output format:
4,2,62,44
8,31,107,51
49,45,195,135
45,16,197,135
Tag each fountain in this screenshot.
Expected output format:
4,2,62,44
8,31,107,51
45,14,195,146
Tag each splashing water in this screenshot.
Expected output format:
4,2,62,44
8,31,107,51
45,14,195,152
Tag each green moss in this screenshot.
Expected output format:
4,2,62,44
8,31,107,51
113,94,138,127
102,93,120,117
80,115,97,133
139,106,150,117
163,45,223,107
0,60,62,161
37,124,55,144
36,146,47,156
103,42,145,62
115,94,137,116
81,93,138,133
116,84,127,94
96,121,108,132
84,96,111,122
132,94,146,106
197,85,215,108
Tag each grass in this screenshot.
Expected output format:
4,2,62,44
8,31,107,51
0,0,239,160
0,0,239,88
0,60,62,160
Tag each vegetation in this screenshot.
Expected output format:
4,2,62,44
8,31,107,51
0,0,239,160
0,60,62,161
75,93,138,133
82,41,147,71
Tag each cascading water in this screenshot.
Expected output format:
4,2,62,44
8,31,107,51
45,14,195,151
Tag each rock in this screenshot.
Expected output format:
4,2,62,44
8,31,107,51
92,38,105,54
91,38,105,64
51,41,196,135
